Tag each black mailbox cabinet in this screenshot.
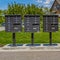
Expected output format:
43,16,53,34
43,15,58,32
24,15,40,32
5,15,22,32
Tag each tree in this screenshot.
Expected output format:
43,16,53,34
0,10,5,24
4,2,45,21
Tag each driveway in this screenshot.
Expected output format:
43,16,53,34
0,27,5,31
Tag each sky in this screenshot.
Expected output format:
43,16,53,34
0,0,54,10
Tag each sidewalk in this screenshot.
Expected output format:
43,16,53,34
0,50,60,60
0,45,60,60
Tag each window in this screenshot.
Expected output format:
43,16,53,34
56,4,60,10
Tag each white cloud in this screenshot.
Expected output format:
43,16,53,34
35,0,43,3
44,0,50,4
44,4,50,7
34,0,54,7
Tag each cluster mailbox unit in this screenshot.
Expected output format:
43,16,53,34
24,15,40,32
43,15,58,46
5,15,22,32
5,14,58,46
24,15,40,46
5,15,22,46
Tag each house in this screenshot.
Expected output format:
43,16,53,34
50,0,60,17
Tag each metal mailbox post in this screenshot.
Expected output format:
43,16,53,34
5,15,22,46
43,15,58,46
24,15,40,46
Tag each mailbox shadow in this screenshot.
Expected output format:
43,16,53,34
26,44,40,46
8,44,23,46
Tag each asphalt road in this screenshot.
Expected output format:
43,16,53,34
0,51,60,60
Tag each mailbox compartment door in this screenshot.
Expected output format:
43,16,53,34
12,24,22,32
51,24,58,32
32,24,40,32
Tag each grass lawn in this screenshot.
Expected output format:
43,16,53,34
0,30,60,46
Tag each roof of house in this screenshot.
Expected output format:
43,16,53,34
50,0,60,10
56,0,60,4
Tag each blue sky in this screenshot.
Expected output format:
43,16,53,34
0,0,54,10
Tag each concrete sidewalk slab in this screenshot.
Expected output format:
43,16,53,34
0,44,60,60
0,50,60,60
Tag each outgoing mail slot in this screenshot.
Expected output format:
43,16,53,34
51,24,58,25
51,24,55,27
13,23,20,25
32,24,39,25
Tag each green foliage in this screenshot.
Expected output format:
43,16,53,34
0,3,59,46
0,10,5,24
4,3,45,20
3,2,46,27
0,2,50,24
0,31,60,45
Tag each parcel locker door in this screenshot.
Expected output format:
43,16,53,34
13,23,22,32
32,24,40,32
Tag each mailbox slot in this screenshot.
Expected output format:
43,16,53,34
13,23,20,25
51,24,58,25
32,24,39,25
